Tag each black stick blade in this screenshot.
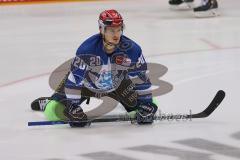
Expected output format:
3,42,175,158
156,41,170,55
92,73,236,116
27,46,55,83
190,90,225,118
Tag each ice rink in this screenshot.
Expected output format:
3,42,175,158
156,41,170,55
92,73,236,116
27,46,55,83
1,0,240,159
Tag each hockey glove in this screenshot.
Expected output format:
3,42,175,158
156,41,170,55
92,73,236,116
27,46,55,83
136,101,158,125
63,99,90,127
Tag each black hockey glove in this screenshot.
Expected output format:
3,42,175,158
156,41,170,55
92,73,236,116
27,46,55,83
63,99,90,127
136,101,158,125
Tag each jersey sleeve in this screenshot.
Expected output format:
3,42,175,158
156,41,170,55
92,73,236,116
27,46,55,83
128,46,153,103
64,48,89,99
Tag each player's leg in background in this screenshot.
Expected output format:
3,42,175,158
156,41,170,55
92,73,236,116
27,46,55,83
168,0,219,18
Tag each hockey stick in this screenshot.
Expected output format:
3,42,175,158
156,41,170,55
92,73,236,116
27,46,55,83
28,90,225,126
187,90,225,118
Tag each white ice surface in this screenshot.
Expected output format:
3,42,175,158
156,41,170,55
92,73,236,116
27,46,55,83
0,0,240,160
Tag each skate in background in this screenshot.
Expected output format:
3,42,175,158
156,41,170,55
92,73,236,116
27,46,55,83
169,0,220,17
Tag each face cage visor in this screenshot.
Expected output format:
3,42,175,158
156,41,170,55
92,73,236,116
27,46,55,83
98,19,125,32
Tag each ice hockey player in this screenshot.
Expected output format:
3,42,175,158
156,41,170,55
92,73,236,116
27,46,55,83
169,0,219,18
31,9,158,127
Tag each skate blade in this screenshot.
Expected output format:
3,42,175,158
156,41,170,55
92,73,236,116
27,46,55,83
170,2,194,10
194,9,220,18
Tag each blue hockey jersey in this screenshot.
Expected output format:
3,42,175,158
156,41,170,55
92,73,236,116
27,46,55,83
65,34,152,103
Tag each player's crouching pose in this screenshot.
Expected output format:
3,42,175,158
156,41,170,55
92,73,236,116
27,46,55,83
31,9,158,127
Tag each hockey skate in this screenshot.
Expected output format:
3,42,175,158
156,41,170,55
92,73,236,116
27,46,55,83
169,0,194,10
31,97,51,111
194,0,219,18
